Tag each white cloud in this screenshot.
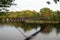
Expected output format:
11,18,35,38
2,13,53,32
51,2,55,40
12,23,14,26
8,0,60,11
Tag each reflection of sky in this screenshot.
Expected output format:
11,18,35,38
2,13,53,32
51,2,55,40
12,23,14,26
0,25,25,40
24,27,41,36
32,28,60,40
0,24,60,40
8,0,60,12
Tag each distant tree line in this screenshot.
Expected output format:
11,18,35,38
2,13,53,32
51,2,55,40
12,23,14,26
0,8,60,21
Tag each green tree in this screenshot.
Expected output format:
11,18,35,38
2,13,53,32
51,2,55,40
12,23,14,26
56,10,60,21
0,0,15,12
40,8,51,18
47,0,59,4
53,0,59,4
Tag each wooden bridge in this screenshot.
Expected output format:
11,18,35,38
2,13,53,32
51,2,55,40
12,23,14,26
0,17,46,22
0,17,60,24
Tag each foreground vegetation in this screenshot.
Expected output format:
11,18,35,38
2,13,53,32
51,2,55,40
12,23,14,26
0,8,60,21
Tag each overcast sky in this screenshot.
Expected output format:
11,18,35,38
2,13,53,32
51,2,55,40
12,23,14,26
8,0,60,12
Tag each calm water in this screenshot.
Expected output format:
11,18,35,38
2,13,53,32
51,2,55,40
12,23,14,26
0,22,60,40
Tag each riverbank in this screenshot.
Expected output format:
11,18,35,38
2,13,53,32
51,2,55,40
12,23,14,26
0,18,60,24
24,20,60,24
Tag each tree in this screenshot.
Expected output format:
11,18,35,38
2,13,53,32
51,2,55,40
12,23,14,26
53,0,59,3
40,8,51,17
0,0,15,12
47,0,59,5
56,10,60,21
47,1,51,5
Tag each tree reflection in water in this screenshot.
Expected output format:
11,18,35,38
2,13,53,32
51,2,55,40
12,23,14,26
0,22,60,40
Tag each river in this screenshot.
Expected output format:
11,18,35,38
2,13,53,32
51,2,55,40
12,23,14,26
0,22,60,40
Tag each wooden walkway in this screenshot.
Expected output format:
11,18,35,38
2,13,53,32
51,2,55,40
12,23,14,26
0,18,60,24
0,17,46,22
25,20,59,24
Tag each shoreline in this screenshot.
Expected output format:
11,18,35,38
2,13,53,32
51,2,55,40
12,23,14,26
0,18,60,24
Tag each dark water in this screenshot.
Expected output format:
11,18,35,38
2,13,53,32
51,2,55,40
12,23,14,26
0,22,60,40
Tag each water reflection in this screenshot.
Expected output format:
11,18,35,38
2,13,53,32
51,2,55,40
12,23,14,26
0,22,60,40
